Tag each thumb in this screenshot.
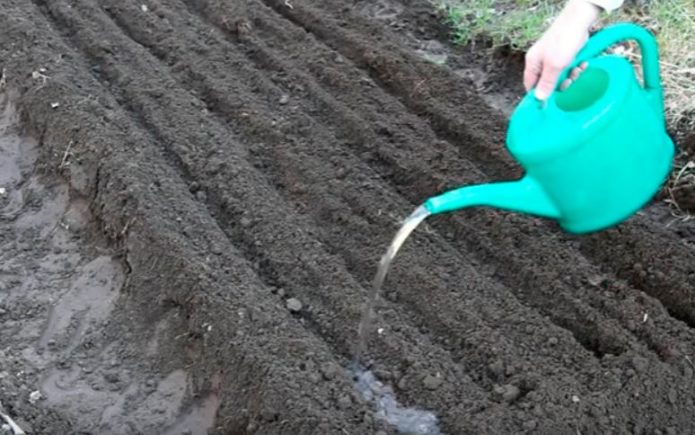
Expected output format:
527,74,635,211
523,45,543,91
533,61,563,100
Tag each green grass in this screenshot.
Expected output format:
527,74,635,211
440,0,558,49
436,0,694,135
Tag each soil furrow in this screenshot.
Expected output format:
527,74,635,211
578,227,695,326
183,0,486,206
258,0,518,177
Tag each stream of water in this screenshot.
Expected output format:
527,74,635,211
353,204,430,363
350,204,440,434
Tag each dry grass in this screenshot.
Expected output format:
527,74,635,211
618,0,694,137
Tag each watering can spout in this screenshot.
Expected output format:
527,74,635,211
423,176,561,219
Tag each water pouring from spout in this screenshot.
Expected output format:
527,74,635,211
353,204,430,364
352,178,558,365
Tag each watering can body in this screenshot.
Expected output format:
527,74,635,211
424,23,675,234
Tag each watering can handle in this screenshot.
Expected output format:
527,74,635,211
557,22,662,91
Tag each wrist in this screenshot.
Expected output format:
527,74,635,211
558,0,601,29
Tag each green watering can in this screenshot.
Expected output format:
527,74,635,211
424,23,675,234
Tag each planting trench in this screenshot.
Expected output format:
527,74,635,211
1,0,695,433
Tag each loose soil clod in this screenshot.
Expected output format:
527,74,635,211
0,0,694,434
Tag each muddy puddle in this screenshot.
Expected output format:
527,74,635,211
0,93,219,434
352,366,441,435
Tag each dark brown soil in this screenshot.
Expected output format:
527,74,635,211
1,0,695,434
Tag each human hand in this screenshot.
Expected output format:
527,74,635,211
523,0,601,100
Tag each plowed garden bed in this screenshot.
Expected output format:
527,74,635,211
1,0,694,434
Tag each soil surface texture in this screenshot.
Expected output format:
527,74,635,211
1,0,695,434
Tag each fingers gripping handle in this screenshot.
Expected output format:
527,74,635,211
557,22,662,90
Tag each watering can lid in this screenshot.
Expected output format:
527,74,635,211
507,56,635,164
